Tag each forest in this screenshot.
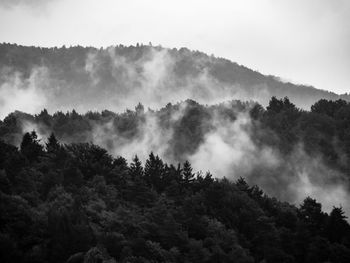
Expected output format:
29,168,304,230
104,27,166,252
0,43,349,117
1,97,350,262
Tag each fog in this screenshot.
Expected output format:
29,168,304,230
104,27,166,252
187,110,350,214
83,46,241,111
2,44,342,120
0,67,48,119
33,100,347,215
91,113,174,162
1,44,349,216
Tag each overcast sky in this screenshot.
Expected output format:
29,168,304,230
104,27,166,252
0,0,349,94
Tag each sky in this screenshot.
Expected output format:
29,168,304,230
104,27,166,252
0,0,349,94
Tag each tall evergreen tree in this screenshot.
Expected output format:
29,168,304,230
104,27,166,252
129,155,143,179
144,152,164,192
46,133,60,153
182,160,194,185
326,206,350,243
299,196,325,234
20,131,43,162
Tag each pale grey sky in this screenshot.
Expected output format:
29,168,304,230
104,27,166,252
0,0,349,94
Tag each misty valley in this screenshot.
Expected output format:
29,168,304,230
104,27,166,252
1,44,350,263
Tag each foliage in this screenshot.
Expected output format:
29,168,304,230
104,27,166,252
1,97,350,262
0,122,350,262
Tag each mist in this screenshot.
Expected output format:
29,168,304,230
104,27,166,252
16,99,347,216
0,67,48,119
2,1,350,260
187,109,350,214
1,43,349,216
91,112,174,162
1,46,235,117
1,44,347,121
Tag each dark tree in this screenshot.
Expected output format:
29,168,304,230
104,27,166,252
299,197,325,234
182,160,194,185
129,155,143,179
144,152,165,192
46,132,60,153
20,131,43,161
326,206,350,243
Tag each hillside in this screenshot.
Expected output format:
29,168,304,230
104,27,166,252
1,125,350,263
1,43,350,263
1,97,350,217
0,43,348,118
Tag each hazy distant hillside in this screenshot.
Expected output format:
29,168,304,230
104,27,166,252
0,43,348,117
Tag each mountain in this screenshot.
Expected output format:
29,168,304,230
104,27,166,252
1,43,350,263
0,43,348,118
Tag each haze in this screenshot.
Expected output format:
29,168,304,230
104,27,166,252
0,0,349,95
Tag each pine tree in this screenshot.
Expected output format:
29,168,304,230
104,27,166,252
144,152,164,192
46,133,60,153
129,155,143,179
236,177,249,192
299,196,325,234
20,131,43,161
182,160,194,185
326,206,350,243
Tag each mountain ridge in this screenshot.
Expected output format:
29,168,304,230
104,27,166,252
0,42,348,116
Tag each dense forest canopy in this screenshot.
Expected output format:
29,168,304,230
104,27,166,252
1,97,350,263
0,43,349,119
1,96,350,210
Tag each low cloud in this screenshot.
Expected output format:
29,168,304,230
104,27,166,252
91,101,189,163
0,67,48,119
188,109,350,214
91,112,173,162
0,45,327,120
88,101,350,215
1,45,348,216
83,47,269,113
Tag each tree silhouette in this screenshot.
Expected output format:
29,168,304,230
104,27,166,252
46,132,60,153
129,155,143,179
182,160,194,185
326,206,350,243
144,152,165,192
20,131,43,161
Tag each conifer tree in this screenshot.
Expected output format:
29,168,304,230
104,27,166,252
46,133,60,153
182,160,194,185
129,155,143,179
326,206,350,243
20,131,43,161
144,152,164,191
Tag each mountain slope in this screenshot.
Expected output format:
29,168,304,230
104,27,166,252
1,129,350,263
1,97,350,218
0,43,348,117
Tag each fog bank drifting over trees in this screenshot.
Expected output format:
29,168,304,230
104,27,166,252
0,43,349,119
